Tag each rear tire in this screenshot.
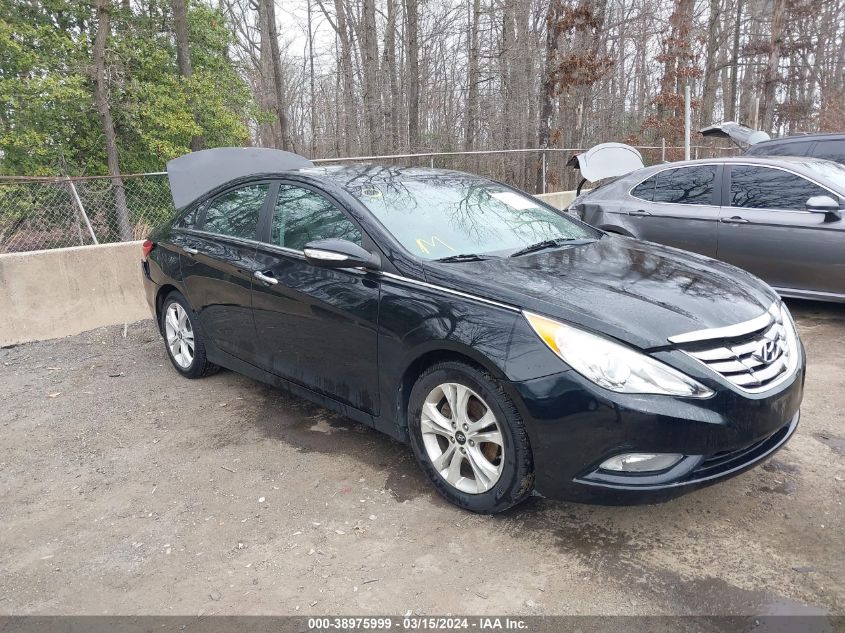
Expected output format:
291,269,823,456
408,361,534,514
160,291,218,378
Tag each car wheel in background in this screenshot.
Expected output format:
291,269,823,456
408,361,534,513
160,291,218,378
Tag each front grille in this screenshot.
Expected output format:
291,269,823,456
670,304,796,393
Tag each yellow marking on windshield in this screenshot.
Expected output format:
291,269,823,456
415,236,456,254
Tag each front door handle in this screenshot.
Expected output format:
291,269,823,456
254,270,278,286
182,246,199,255
628,209,652,216
720,216,750,224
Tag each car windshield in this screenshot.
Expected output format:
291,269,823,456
336,169,598,260
803,160,845,192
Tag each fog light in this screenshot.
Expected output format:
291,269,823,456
600,453,683,473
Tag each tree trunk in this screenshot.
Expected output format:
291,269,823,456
405,0,420,150
263,0,290,150
307,0,317,155
93,0,132,241
257,0,279,147
536,0,562,192
318,0,355,155
358,0,382,154
464,0,481,151
759,0,786,132
698,0,721,128
384,0,399,151
172,0,202,151
725,0,743,122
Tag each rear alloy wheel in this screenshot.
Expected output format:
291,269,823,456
164,302,194,369
160,291,217,378
408,361,534,513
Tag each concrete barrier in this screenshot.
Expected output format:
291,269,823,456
0,190,579,346
0,241,150,346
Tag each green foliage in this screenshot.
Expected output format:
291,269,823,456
0,0,253,177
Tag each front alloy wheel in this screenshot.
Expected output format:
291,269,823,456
420,383,504,494
408,361,534,513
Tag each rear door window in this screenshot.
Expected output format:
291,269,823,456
202,184,269,239
730,166,829,211
177,203,203,229
652,166,717,205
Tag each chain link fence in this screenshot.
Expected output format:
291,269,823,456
0,174,173,253
0,143,737,254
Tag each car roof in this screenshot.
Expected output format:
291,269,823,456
750,132,845,146
607,155,845,193
635,155,841,170
298,163,490,184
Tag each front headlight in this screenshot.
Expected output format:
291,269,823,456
524,312,713,398
778,301,801,370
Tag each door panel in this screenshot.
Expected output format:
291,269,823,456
627,165,721,257
251,183,380,415
180,233,262,361
716,165,845,294
176,182,271,362
251,250,380,413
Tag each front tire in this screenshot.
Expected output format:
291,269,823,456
408,361,534,513
160,291,217,378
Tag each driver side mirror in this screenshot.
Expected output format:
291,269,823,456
806,195,842,221
303,238,381,270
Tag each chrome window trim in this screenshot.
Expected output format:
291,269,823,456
380,272,520,312
179,227,308,257
667,303,777,344
626,163,722,208
178,228,266,250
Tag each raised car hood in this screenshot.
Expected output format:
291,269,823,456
423,237,778,350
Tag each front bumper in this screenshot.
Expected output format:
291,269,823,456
507,357,805,505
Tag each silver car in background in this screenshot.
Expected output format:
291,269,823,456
570,156,845,302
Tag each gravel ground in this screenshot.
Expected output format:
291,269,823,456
1,300,843,618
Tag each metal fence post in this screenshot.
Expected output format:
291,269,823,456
661,138,666,162
430,156,434,169
65,177,99,245
541,150,546,195
684,84,691,161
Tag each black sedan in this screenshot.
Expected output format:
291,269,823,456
142,148,805,513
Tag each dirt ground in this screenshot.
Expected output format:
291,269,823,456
1,300,843,618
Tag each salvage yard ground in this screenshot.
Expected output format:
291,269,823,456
1,300,843,617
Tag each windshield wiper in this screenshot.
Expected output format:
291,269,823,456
434,253,500,263
509,237,597,258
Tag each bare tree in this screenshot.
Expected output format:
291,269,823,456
92,0,132,240
405,0,420,150
262,0,291,150
172,0,203,151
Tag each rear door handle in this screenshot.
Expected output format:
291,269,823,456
628,209,652,216
182,246,199,255
254,270,278,286
720,216,750,224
